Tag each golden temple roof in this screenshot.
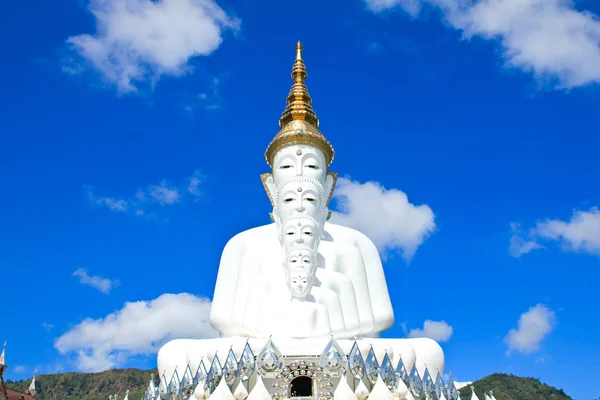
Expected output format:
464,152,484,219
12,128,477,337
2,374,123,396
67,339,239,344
265,42,335,167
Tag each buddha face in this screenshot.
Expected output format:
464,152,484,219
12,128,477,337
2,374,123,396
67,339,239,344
286,248,315,272
276,179,324,223
287,267,312,299
273,145,327,187
280,216,320,253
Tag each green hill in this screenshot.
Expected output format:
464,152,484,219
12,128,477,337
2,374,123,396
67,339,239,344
458,373,572,400
6,368,154,400
6,369,572,400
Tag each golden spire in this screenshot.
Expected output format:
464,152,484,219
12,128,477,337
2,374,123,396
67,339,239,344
278,41,318,128
265,41,335,167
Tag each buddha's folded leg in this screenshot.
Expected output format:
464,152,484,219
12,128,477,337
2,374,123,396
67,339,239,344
157,339,196,383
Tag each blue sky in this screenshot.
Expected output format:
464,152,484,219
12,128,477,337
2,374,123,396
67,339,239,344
1,0,600,398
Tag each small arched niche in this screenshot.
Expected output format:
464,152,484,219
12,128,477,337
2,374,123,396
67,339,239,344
289,376,313,398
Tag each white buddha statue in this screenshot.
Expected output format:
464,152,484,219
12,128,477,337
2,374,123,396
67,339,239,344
220,173,378,338
241,245,347,339
278,215,363,337
284,266,342,338
210,43,393,339
283,249,346,338
157,42,445,397
283,251,351,338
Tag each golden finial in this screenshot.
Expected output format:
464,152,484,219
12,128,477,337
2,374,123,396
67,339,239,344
265,42,335,167
293,42,307,82
279,41,315,127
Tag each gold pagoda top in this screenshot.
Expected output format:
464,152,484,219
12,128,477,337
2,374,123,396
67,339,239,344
278,41,319,128
265,42,335,167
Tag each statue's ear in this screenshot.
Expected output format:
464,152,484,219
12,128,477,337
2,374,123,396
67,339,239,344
260,173,276,208
325,172,338,206
324,172,337,221
273,209,282,233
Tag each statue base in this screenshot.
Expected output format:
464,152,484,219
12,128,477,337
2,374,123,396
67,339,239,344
156,336,445,399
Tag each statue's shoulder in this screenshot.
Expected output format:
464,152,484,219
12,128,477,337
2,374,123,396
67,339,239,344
324,222,376,247
224,223,277,250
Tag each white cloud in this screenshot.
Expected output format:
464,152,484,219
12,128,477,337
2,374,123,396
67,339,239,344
187,170,203,198
536,355,550,364
330,177,436,260
505,304,556,355
508,222,543,258
55,293,218,372
184,77,224,112
87,191,129,212
87,170,202,218
148,180,180,205
535,207,600,254
73,268,119,294
408,320,453,342
365,0,600,89
366,0,422,16
510,207,600,257
65,0,240,93
42,322,55,332
13,365,26,373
